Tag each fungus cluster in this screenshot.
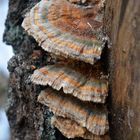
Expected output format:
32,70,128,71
22,0,109,139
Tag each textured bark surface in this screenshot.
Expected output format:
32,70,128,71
4,0,109,140
3,0,64,139
4,0,139,139
105,0,140,139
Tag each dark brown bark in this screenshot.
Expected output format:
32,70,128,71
105,0,140,139
4,0,140,139
4,0,60,139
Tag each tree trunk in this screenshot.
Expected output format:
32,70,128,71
4,0,140,139
4,0,66,139
105,0,140,139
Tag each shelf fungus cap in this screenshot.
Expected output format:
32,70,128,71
51,116,86,139
31,65,108,103
38,88,109,135
22,0,106,64
51,116,109,140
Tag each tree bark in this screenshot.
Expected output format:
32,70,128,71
4,0,140,139
3,0,67,139
105,0,140,139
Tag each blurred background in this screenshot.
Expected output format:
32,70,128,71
0,0,13,76
0,0,13,139
0,0,13,106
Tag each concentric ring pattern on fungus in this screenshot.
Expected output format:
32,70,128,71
22,0,109,139
22,0,106,65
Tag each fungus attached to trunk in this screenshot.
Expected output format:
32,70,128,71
38,88,109,135
31,64,108,103
51,116,109,140
22,0,106,64
22,0,109,139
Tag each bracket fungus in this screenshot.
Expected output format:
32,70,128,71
51,116,109,140
38,88,109,135
22,0,106,65
51,116,87,139
22,0,109,139
31,64,108,103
